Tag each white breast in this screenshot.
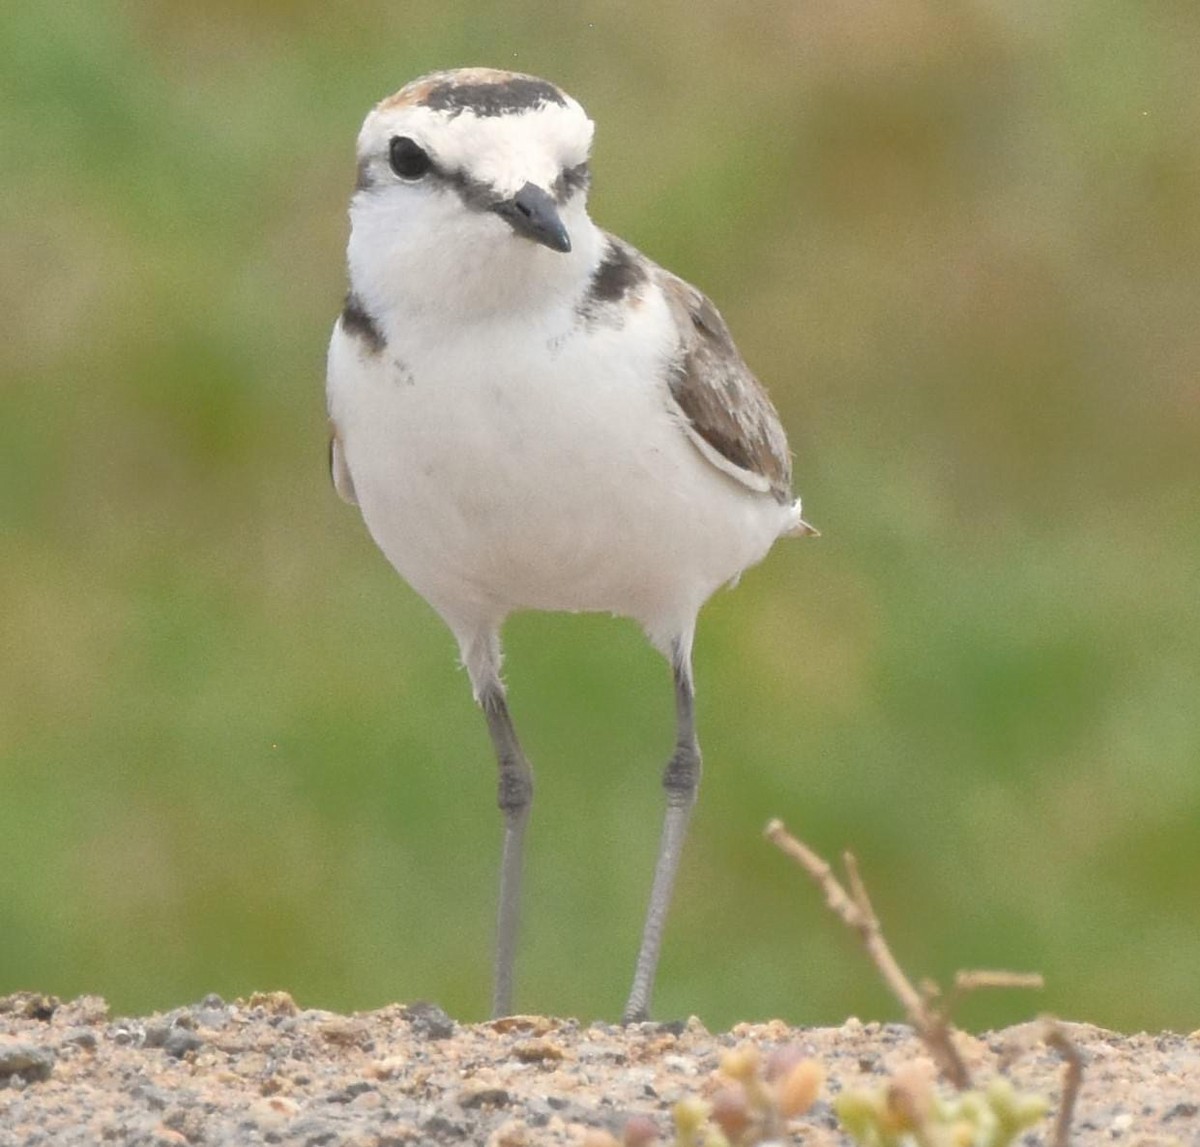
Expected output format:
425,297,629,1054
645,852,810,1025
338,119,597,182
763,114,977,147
326,284,792,649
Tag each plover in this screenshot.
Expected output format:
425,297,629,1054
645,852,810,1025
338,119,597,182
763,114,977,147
326,68,815,1022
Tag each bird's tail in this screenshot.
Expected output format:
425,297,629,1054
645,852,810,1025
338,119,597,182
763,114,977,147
784,498,820,539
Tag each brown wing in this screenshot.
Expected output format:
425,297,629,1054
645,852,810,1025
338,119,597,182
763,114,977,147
658,272,793,503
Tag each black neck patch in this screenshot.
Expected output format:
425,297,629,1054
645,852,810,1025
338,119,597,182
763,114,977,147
341,292,386,354
422,76,566,118
579,236,647,322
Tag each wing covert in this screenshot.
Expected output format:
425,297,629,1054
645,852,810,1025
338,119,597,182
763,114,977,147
658,272,793,503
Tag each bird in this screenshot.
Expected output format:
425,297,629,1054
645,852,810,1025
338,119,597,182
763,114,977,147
326,67,815,1023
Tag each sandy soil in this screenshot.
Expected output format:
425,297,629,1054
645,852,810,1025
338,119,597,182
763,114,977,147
0,991,1196,1146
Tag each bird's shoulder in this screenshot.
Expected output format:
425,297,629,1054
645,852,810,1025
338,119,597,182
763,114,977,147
587,235,793,503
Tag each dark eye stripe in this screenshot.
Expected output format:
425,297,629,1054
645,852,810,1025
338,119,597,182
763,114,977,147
554,162,590,203
357,152,589,219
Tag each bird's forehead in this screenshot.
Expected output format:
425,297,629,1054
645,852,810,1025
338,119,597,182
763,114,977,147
359,69,593,194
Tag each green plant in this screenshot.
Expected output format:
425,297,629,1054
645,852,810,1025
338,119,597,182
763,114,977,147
835,1060,1048,1147
583,1042,823,1147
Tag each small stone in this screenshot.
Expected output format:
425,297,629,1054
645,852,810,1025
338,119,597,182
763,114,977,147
579,1133,620,1147
374,1124,421,1145
661,1053,699,1075
459,1084,512,1109
162,1106,207,1142
403,1001,455,1040
512,1039,564,1063
489,1014,554,1037
327,1080,375,1104
249,1096,300,1129
488,1118,530,1146
653,1019,687,1037
350,1087,383,1111
163,1028,204,1058
0,1042,54,1083
371,1055,409,1080
150,1126,189,1146
193,1005,230,1030
422,1114,466,1138
167,1007,198,1028
131,1083,173,1111
319,1018,370,1047
341,1133,384,1147
62,1028,98,1051
284,1117,338,1145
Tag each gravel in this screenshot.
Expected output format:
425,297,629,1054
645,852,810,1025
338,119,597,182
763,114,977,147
0,991,1196,1145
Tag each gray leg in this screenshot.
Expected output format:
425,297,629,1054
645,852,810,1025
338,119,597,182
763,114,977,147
623,637,701,1023
479,683,533,1019
459,630,533,1019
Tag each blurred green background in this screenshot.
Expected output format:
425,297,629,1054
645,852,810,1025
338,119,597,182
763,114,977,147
3,1,1199,1034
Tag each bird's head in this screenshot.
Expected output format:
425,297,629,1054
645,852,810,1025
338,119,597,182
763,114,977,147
347,68,598,319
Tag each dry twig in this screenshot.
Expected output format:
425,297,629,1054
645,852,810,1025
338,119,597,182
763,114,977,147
1042,1019,1084,1147
765,818,1047,1095
940,970,1045,1018
764,818,971,1089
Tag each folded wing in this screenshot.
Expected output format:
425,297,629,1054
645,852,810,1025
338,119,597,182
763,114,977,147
658,272,793,504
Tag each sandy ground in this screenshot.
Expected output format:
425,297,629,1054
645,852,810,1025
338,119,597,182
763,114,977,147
0,991,1196,1146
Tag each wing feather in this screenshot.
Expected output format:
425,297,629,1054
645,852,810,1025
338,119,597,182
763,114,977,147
658,272,793,503
328,421,358,506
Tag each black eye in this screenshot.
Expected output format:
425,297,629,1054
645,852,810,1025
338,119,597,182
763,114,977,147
388,136,432,180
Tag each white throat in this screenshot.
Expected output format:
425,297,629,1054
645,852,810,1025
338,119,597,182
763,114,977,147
347,192,604,332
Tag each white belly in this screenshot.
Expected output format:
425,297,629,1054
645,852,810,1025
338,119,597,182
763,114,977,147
327,297,790,644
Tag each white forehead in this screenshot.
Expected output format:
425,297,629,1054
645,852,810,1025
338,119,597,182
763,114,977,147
358,94,594,197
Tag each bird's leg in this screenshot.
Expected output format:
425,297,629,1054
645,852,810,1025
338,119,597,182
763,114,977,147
478,681,533,1018
460,629,533,1019
623,637,701,1023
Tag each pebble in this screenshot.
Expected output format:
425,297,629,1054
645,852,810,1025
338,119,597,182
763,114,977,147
661,1054,699,1075
489,1116,531,1145
0,1042,55,1083
319,1018,369,1048
403,1001,455,1040
327,1081,375,1104
512,1038,564,1063
163,1028,204,1059
1109,1111,1134,1134
62,1028,98,1051
143,1021,172,1048
460,1084,512,1109
0,995,1195,1146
